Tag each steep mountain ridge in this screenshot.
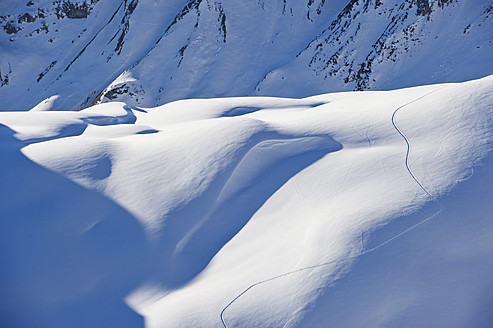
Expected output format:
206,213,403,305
258,0,493,96
1,0,491,111
2,2,493,327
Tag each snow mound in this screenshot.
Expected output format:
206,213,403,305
1,75,492,327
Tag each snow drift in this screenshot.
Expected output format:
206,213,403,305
1,75,493,327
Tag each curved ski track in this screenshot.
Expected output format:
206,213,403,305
220,89,444,328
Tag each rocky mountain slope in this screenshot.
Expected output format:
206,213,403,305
2,1,493,327
1,0,492,111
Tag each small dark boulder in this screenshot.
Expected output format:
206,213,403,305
4,22,22,34
18,13,36,24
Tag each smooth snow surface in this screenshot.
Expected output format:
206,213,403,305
1,76,493,327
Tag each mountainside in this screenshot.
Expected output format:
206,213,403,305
1,1,493,327
1,0,492,111
1,76,492,327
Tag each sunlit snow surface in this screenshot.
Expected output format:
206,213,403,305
1,76,493,327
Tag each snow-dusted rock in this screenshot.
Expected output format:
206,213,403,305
1,0,492,111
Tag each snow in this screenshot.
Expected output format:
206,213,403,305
1,75,492,327
1,0,492,111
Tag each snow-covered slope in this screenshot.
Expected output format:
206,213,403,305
1,75,492,327
1,0,492,111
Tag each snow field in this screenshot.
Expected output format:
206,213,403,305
0,75,492,327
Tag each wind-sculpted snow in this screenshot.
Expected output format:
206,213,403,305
1,76,493,327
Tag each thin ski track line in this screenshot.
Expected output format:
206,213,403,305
352,125,372,148
292,180,303,221
220,88,443,328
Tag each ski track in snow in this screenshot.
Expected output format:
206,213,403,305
352,125,372,148
292,180,303,222
220,89,444,328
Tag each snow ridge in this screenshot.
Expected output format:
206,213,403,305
1,76,492,327
220,87,445,328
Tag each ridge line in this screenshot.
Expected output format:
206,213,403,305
220,88,443,328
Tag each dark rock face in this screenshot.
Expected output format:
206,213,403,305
18,13,36,23
37,61,57,83
103,83,145,103
2,1,98,38
0,62,12,87
437,0,453,8
55,1,99,19
414,0,432,16
104,84,131,100
3,22,22,34
114,0,139,55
